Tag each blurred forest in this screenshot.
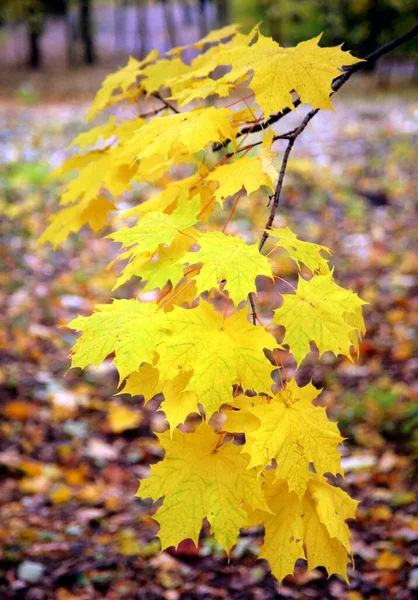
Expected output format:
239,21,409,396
1,1,418,69
0,1,418,599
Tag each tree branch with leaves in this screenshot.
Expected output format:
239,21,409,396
40,22,418,583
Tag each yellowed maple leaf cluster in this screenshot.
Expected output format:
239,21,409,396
42,24,365,582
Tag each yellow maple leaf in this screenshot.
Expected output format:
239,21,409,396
327,277,367,354
86,50,158,121
109,194,201,259
121,107,236,164
138,421,270,552
107,403,142,433
38,195,116,248
154,301,278,418
168,27,257,102
141,57,190,95
206,154,277,206
215,33,362,117
117,171,211,221
274,272,365,366
167,23,241,57
221,407,260,434
69,116,118,151
303,493,352,582
158,371,198,430
158,279,198,313
247,472,357,582
172,77,236,107
68,299,168,381
227,379,344,497
307,475,358,552
113,229,196,291
116,178,191,221
247,476,305,581
60,152,112,206
302,476,357,581
269,226,332,275
47,149,104,181
121,363,160,402
181,231,273,305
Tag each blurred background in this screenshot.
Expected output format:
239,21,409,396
0,1,417,599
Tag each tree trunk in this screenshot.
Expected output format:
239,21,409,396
136,0,149,58
27,5,43,69
160,0,177,49
80,0,95,64
114,0,128,52
215,0,229,27
198,0,208,38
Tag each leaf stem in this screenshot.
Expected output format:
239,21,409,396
273,275,297,292
159,279,194,310
222,187,244,233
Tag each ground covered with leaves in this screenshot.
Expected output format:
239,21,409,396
0,84,417,599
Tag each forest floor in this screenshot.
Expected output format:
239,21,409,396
0,79,417,599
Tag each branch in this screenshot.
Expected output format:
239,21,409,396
258,109,318,253
222,129,296,160
248,24,418,316
257,23,418,251
221,24,418,147
152,91,180,114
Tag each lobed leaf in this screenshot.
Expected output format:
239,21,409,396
138,421,270,552
181,231,273,305
274,272,366,365
225,379,344,497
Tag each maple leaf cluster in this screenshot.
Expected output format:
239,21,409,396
41,24,366,582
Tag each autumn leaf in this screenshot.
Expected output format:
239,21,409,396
205,154,277,206
138,421,270,552
226,379,344,497
107,404,142,433
246,476,305,581
247,472,357,582
38,195,116,248
121,106,236,164
87,51,159,121
274,272,365,366
302,475,357,581
307,475,357,551
268,226,332,275
154,301,278,418
113,229,197,291
70,116,118,150
158,371,198,430
109,194,201,259
121,364,160,402
215,33,362,117
141,57,191,95
181,232,273,305
68,300,168,381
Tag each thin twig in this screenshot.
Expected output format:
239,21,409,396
151,91,180,114
258,138,294,250
137,104,168,119
258,108,319,252
222,128,298,160
248,293,257,325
